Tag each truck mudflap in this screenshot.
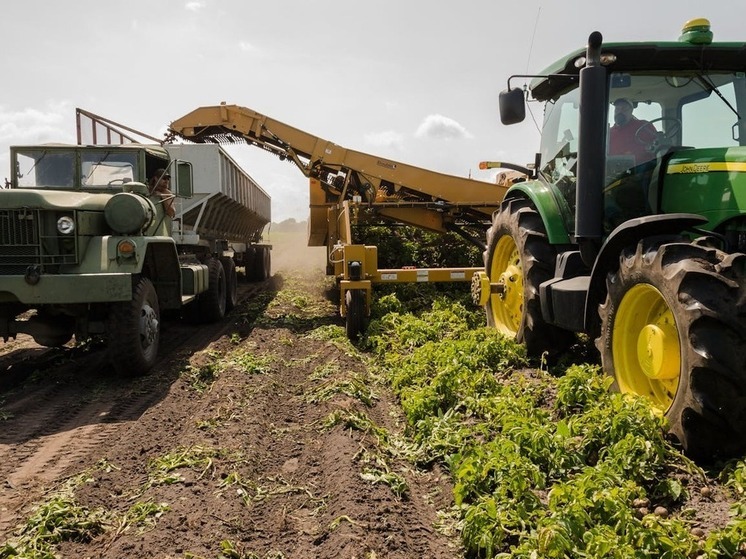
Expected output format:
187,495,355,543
0,273,133,305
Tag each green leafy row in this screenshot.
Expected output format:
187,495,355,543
368,296,746,558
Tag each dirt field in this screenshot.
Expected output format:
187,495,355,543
0,234,461,558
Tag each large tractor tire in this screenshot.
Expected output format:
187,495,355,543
598,238,746,460
483,197,574,356
220,257,238,312
108,277,160,377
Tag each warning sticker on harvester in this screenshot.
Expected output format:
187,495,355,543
380,273,398,281
450,272,466,280
417,270,429,282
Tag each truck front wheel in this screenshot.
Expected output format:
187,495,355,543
598,239,746,459
484,197,573,356
108,277,160,377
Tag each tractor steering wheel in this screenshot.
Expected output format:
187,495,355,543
634,117,682,153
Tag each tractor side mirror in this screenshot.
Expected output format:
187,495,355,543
499,88,526,125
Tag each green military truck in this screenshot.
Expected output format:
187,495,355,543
472,18,746,459
0,142,271,376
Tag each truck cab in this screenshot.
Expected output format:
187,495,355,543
0,144,198,376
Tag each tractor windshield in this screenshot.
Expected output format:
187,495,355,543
539,70,746,233
606,70,746,178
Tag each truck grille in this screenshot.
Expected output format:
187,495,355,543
0,210,78,275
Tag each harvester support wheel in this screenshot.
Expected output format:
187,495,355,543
598,239,746,459
483,197,574,356
198,257,227,323
220,257,238,311
345,289,366,341
108,276,160,376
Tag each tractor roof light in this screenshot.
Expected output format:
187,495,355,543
679,18,713,45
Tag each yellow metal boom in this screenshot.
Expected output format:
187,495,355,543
168,103,518,340
168,103,508,249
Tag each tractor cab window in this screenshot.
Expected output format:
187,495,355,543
539,85,580,222
603,71,746,229
680,74,745,147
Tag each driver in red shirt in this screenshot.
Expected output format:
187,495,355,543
608,98,657,165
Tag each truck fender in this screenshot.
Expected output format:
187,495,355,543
583,213,708,335
140,240,182,310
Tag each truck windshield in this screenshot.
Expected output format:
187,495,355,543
81,151,137,188
14,149,139,189
16,150,76,188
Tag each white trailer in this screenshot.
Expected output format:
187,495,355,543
165,144,272,284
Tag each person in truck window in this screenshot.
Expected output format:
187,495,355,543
608,98,657,165
148,169,176,218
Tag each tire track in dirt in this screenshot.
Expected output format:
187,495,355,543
0,280,272,539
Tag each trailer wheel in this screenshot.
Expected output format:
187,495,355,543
220,257,238,311
345,289,366,341
108,277,160,377
251,246,271,281
262,247,271,280
598,239,746,459
199,257,227,322
483,197,573,356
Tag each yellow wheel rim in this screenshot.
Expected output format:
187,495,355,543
612,283,681,411
488,235,523,337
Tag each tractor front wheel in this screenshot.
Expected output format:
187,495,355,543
484,197,573,356
598,239,746,459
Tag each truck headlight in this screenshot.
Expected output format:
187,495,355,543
57,215,75,234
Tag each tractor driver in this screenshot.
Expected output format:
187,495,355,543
608,98,657,165
148,169,176,218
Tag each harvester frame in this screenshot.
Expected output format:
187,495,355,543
168,103,513,338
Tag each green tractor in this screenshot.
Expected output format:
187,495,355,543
473,18,746,460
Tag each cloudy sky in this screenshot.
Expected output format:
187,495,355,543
2,1,744,221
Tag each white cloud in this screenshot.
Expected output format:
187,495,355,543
185,1,205,12
414,114,473,140
238,41,258,53
0,102,73,145
364,130,404,151
0,102,75,183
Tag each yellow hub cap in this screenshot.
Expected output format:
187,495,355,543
613,283,681,411
488,235,523,337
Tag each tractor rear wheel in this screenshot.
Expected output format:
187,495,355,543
484,197,574,356
598,239,746,459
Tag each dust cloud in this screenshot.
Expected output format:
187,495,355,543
266,225,327,275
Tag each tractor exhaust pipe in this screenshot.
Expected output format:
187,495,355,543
575,31,607,267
